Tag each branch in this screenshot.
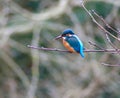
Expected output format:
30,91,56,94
91,10,119,35
80,2,120,54
27,45,120,53
88,41,105,50
80,2,120,42
91,10,120,51
101,63,120,67
27,45,70,53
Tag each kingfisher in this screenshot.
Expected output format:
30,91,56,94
55,29,84,58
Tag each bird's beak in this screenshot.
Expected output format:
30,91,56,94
54,35,62,40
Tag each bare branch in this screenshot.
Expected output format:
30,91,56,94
105,33,120,53
80,2,120,42
88,41,105,50
91,10,119,35
90,10,120,54
101,63,120,66
27,45,71,53
27,45,120,53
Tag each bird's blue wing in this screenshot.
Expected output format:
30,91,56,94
65,35,84,58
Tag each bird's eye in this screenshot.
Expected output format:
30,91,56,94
62,34,66,36
62,34,71,37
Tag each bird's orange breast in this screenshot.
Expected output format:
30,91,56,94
62,39,76,53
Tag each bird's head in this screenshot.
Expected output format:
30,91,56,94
55,29,74,40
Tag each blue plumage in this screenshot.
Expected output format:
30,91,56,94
55,29,85,58
65,35,84,58
62,29,74,35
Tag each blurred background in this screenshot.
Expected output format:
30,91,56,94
0,0,120,98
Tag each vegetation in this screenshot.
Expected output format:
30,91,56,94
0,0,120,98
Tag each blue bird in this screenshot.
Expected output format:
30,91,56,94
55,29,84,58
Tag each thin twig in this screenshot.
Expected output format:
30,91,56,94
91,10,119,35
80,2,120,42
88,41,105,50
81,6,120,55
27,45,70,53
27,45,120,53
105,33,119,51
101,63,120,67
91,10,120,54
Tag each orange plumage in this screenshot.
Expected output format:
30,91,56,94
62,38,76,53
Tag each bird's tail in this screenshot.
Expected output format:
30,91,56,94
80,47,84,58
